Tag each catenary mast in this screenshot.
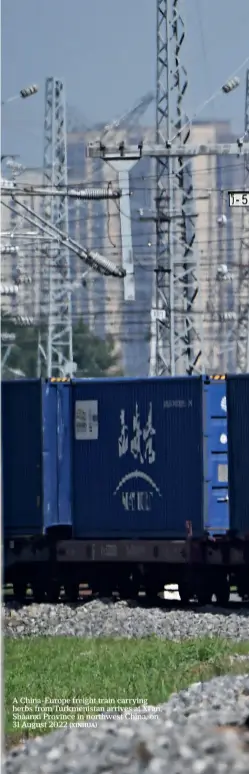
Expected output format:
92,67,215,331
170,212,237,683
43,77,74,378
152,0,200,376
236,69,249,372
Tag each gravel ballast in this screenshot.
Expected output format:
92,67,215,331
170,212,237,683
4,674,249,773
3,598,249,640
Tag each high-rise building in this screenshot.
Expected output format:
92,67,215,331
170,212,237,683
1,168,44,320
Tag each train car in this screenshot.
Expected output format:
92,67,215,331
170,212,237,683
3,375,237,605
2,379,72,599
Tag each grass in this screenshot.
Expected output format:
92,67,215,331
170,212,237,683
4,636,249,750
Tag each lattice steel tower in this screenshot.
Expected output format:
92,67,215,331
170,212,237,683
236,69,249,372
152,0,201,376
43,77,74,377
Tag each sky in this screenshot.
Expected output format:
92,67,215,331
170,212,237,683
1,0,249,167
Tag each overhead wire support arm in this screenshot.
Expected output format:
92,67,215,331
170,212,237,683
87,141,249,159
3,197,126,278
1,185,122,200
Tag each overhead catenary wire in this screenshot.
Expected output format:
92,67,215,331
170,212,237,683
2,57,248,376
2,198,126,278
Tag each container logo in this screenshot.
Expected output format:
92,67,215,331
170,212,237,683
113,403,162,511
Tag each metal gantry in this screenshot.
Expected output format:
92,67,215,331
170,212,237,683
236,69,249,372
43,76,74,378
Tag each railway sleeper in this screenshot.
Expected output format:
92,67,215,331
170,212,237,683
13,580,27,604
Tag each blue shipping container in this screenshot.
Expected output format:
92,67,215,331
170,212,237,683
71,376,207,539
203,380,229,534
2,380,72,536
227,373,249,535
42,382,72,531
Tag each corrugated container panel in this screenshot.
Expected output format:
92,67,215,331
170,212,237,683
71,376,205,538
42,383,58,530
227,374,249,535
42,383,72,529
2,380,43,536
203,381,229,534
56,383,72,527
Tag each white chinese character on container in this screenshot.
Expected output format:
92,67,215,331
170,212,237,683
130,403,144,464
118,409,129,457
143,403,156,464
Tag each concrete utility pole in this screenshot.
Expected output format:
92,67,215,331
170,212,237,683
43,76,75,378
236,69,249,372
99,93,155,304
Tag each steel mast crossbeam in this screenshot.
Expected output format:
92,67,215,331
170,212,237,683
87,142,249,159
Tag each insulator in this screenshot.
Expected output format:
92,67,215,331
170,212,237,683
217,264,228,276
1,332,16,342
222,77,240,94
0,284,19,295
1,245,20,255
16,275,32,285
13,316,34,326
217,214,227,226
0,178,16,190
68,187,121,199
5,160,24,172
82,249,126,278
20,84,38,98
220,311,236,321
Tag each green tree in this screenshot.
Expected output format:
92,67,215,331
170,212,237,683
73,318,122,377
1,316,122,378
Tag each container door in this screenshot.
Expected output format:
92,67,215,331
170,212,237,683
2,380,42,536
204,380,229,534
42,383,72,530
71,376,204,539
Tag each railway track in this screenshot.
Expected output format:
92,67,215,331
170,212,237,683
3,586,249,609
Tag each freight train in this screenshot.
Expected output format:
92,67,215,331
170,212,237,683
2,374,249,605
